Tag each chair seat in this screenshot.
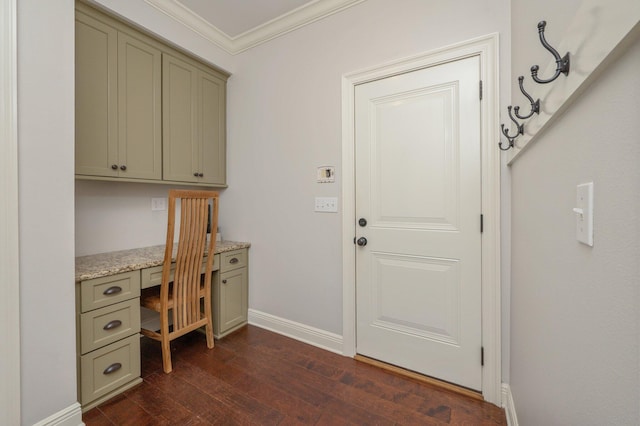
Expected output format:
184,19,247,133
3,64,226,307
140,283,206,312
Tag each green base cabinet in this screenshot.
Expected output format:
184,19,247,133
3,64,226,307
214,249,249,338
76,270,142,412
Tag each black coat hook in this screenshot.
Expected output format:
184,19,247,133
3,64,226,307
530,20,570,84
513,76,540,120
499,106,523,151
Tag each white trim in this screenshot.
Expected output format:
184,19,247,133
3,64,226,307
32,403,83,426
144,0,365,55
0,0,20,425
341,34,502,406
248,309,343,354
502,383,519,426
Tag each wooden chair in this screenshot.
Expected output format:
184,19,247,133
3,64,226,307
140,189,219,373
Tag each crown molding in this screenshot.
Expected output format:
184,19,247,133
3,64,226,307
144,0,365,55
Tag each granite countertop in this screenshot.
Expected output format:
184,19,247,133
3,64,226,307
75,240,250,282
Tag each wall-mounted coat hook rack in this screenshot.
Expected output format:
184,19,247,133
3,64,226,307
530,20,570,84
499,106,523,151
514,76,540,120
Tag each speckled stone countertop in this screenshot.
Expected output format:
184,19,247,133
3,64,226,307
75,240,250,282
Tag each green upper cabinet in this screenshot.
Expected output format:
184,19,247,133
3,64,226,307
163,53,226,186
75,2,228,187
75,10,162,180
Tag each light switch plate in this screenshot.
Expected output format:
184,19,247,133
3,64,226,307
315,197,338,213
575,182,593,246
151,197,167,211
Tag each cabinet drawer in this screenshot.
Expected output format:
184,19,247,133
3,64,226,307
80,334,141,405
80,271,140,313
141,255,219,289
220,249,247,272
80,298,141,354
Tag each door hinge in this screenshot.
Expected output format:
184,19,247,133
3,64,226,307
480,214,484,233
481,347,484,366
479,80,483,100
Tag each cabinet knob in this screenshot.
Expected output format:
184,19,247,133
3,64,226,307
111,164,118,170
198,173,204,177
222,279,227,284
194,172,199,177
120,165,127,171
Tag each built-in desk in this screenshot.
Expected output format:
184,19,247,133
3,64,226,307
75,241,250,411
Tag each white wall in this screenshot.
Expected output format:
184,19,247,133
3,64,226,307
223,0,511,336
17,1,77,424
509,3,640,423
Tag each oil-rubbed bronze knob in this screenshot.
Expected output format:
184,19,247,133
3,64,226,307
194,172,199,177
120,165,127,171
111,164,118,170
198,173,204,177
356,237,368,247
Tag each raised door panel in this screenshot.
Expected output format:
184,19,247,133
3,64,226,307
199,70,226,185
162,54,198,183
117,33,162,180
75,12,118,177
215,268,248,337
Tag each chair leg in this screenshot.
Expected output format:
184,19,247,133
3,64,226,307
205,319,214,349
161,334,172,373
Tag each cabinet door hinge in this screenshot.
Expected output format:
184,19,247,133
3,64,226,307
480,214,484,233
479,80,483,100
481,347,485,366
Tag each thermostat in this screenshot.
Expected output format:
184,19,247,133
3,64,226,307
317,166,335,183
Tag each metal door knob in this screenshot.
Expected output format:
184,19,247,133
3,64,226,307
358,218,367,227
356,237,368,246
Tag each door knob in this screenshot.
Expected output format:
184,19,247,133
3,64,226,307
356,237,368,246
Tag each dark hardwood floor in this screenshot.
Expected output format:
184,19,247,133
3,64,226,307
83,325,506,425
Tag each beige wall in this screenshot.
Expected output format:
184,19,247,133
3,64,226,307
509,4,640,424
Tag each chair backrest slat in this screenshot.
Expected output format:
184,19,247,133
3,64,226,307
161,190,219,332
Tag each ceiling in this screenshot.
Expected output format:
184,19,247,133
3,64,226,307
144,0,365,55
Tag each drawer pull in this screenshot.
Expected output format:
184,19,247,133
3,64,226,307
103,320,122,331
103,362,122,375
103,286,122,296
229,257,239,264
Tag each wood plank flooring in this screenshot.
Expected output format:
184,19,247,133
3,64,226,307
83,325,506,425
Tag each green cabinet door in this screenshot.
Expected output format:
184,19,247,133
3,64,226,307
162,54,199,183
75,12,118,177
117,33,162,180
199,69,227,185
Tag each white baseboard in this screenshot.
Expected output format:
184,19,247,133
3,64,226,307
33,402,83,426
248,309,343,354
502,383,519,426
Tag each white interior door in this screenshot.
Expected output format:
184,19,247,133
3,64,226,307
355,55,482,390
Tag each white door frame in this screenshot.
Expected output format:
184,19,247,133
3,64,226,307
0,0,21,424
341,34,502,406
